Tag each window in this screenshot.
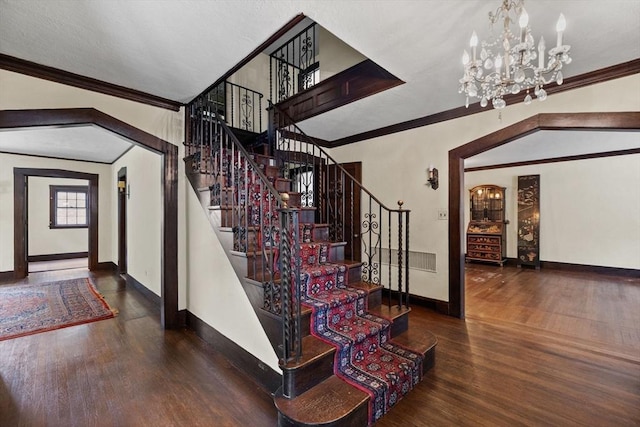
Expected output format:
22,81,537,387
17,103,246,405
298,62,320,91
50,185,88,228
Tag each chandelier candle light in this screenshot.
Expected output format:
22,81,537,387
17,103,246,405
459,0,571,109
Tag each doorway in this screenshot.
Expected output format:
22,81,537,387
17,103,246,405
14,169,99,278
27,176,90,273
448,112,640,319
2,108,179,329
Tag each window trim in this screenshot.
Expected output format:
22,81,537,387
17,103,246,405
298,61,320,92
49,185,89,229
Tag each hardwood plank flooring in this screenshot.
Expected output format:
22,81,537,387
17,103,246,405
0,269,278,427
1,265,638,426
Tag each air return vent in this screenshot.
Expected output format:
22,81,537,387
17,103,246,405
380,248,436,272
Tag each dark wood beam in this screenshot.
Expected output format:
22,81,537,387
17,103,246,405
330,59,640,147
0,54,182,112
275,59,404,124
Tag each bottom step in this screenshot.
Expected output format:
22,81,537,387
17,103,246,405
275,375,369,427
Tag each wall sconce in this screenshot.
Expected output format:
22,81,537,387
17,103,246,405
427,165,439,190
118,180,130,199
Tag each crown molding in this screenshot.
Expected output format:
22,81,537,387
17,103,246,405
0,53,182,112
329,58,640,147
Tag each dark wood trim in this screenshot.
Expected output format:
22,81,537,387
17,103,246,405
192,14,307,103
28,252,88,262
474,257,639,278
117,167,128,275
382,289,450,315
465,148,640,172
13,168,99,278
1,108,179,330
449,112,640,319
540,261,640,278
330,59,640,147
186,311,282,394
124,273,162,306
275,59,404,124
0,150,112,165
0,271,16,282
96,261,118,271
162,143,179,329
0,53,182,111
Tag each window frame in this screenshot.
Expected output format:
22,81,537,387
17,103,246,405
49,185,89,229
298,61,320,92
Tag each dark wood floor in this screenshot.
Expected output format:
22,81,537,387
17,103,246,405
1,265,639,426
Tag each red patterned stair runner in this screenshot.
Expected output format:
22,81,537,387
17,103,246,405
295,243,424,425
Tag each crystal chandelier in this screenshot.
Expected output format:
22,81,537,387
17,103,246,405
458,0,572,109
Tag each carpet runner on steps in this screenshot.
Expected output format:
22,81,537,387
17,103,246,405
294,243,424,425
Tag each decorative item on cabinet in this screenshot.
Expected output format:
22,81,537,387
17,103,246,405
466,184,508,266
517,175,540,269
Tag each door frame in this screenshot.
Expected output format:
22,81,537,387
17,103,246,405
117,167,127,274
448,112,640,319
14,169,98,276
1,108,180,329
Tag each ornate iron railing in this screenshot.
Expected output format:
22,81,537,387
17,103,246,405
271,104,411,310
199,80,264,133
270,23,319,103
187,95,302,362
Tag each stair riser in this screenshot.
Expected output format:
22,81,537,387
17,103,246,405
328,245,344,263
347,266,361,284
367,288,381,309
389,311,409,338
281,350,335,398
312,226,329,242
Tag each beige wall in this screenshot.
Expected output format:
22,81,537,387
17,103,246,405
227,53,270,131
466,154,640,269
28,177,89,256
329,74,640,301
318,26,366,80
112,146,163,296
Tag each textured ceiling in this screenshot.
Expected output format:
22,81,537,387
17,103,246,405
0,125,133,163
0,0,639,160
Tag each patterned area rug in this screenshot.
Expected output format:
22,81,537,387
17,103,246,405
0,278,116,341
296,243,423,425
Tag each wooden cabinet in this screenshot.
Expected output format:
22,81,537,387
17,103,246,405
466,185,507,266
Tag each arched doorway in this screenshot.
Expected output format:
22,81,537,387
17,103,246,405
448,112,640,318
0,108,180,329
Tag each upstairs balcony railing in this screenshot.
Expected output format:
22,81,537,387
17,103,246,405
203,80,264,133
270,22,319,103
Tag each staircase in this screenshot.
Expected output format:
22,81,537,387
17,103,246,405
185,94,437,426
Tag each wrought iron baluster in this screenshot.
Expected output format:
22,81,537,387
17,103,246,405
405,210,410,308
388,209,392,308
397,201,404,309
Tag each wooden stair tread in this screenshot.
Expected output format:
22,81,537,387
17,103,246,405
369,304,411,321
348,281,382,293
391,329,438,358
275,375,369,425
341,259,364,268
281,335,334,369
